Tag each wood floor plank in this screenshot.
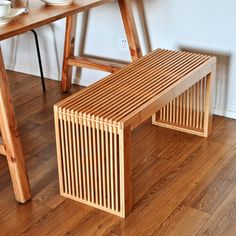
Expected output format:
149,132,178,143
0,201,50,236
19,120,55,156
25,78,60,97
209,118,236,146
21,200,93,235
153,205,210,236
0,186,23,219
13,93,36,108
183,144,236,214
102,141,230,235
28,158,58,196
131,119,160,168
63,209,122,236
30,133,57,160
0,155,45,190
151,128,205,163
197,185,236,236
9,75,41,97
32,179,65,210
132,155,175,206
15,84,79,122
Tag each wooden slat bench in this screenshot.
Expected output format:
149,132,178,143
54,49,216,218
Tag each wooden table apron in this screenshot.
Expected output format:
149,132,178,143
0,0,115,203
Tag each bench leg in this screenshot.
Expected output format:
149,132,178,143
119,125,132,217
152,67,216,137
0,46,31,203
203,69,215,137
61,15,78,92
55,107,133,217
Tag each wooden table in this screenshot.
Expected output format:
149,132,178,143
0,0,121,203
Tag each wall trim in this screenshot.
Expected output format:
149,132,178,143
5,63,91,87
213,108,236,120
6,63,61,82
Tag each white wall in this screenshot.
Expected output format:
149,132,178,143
2,0,236,118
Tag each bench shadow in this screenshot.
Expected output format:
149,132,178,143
179,46,231,117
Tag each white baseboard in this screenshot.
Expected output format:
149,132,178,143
213,108,236,120
6,63,92,87
5,64,236,120
6,63,61,82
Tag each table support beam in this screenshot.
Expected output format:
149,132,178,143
0,46,31,203
68,56,128,73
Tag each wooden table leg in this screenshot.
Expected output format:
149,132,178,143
0,46,31,203
61,15,78,92
118,0,142,61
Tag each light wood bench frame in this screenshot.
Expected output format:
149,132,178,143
54,49,216,218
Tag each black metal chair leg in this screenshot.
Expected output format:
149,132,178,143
30,29,46,93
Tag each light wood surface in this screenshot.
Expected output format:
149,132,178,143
0,0,113,203
1,72,236,235
68,56,128,73
61,15,78,92
0,46,31,203
54,49,216,217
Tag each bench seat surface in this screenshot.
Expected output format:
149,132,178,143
56,49,211,126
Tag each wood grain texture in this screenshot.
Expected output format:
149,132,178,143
197,184,236,236
1,71,236,235
0,47,31,203
154,206,210,236
61,15,78,92
102,141,230,235
68,56,128,73
183,144,236,215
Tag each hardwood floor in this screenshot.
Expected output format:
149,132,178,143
0,71,236,235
